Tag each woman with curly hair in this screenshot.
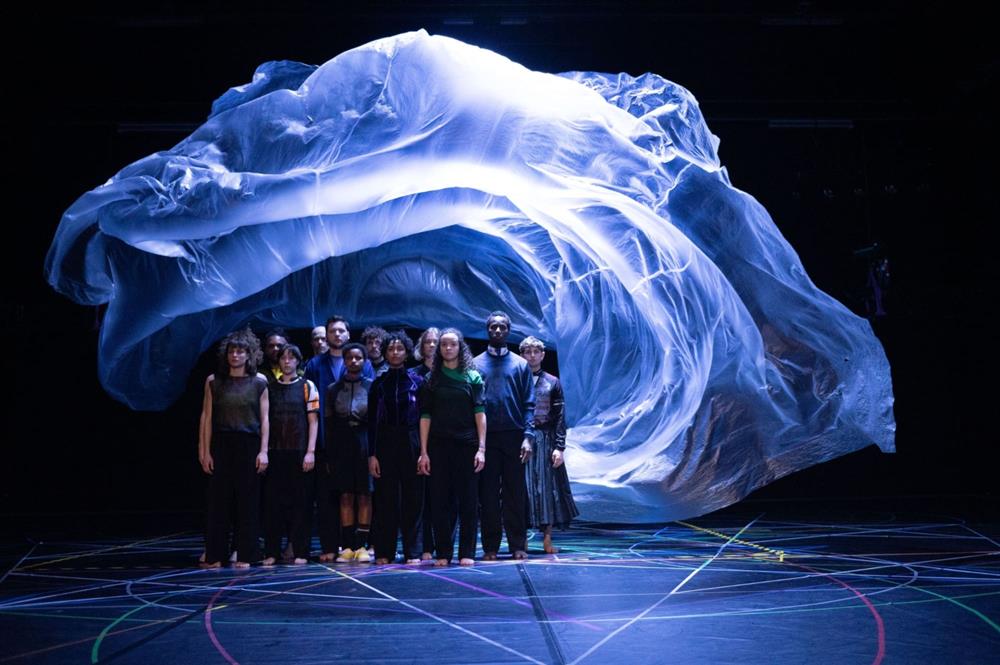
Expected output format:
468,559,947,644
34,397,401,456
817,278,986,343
368,330,425,564
417,328,486,566
199,327,270,568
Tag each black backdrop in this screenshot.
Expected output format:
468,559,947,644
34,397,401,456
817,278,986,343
3,2,995,516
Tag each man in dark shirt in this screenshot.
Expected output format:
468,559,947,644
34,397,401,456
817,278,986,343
474,311,535,560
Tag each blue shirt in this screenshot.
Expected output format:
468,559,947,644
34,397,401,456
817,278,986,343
474,348,536,440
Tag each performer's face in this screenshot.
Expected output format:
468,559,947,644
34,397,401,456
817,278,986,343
327,322,350,349
344,348,365,375
279,349,299,376
227,344,248,370
366,336,384,361
386,340,408,368
311,326,329,355
421,333,438,360
439,333,461,362
521,345,544,371
265,335,287,363
487,316,510,345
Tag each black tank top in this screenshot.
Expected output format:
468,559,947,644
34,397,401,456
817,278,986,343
269,378,310,451
211,374,267,434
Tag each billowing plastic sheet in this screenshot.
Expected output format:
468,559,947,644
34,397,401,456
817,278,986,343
45,31,895,521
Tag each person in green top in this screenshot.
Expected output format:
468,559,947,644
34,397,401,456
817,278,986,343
417,328,486,566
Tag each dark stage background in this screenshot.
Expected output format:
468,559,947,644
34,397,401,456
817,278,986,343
2,1,995,519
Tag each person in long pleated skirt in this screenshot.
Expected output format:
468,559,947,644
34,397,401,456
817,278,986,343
519,337,578,553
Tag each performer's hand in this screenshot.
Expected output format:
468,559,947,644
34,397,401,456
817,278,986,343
520,438,533,464
369,456,381,479
256,451,269,473
417,454,431,476
201,452,214,475
302,451,315,472
474,449,486,473
551,449,564,468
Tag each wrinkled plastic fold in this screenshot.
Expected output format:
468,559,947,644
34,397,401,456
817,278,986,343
45,31,895,521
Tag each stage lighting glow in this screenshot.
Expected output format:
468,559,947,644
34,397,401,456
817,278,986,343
45,31,894,520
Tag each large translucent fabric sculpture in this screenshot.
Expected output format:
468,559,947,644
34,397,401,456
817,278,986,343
45,31,894,521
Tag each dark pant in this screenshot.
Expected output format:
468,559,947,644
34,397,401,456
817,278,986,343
430,438,479,561
372,426,424,560
479,429,528,554
315,449,340,555
263,450,313,559
206,431,261,564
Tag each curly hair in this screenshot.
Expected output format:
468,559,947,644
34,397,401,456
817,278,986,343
413,327,440,362
361,326,388,346
216,326,263,379
430,328,475,386
381,329,414,359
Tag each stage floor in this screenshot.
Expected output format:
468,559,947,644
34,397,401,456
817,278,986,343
2,498,998,664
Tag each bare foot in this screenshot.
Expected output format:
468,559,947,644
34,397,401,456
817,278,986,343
434,558,449,567
513,550,528,560
459,558,474,566
293,558,308,565
233,561,251,569
375,557,390,565
421,552,433,561
405,558,421,565
261,557,277,566
318,552,336,563
199,561,221,569
482,552,498,561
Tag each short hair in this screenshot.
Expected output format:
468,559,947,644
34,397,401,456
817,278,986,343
310,326,327,339
216,326,263,379
519,336,545,353
486,310,511,327
381,330,414,358
414,327,440,362
263,327,288,343
325,315,350,332
341,342,367,360
280,344,303,364
361,326,388,345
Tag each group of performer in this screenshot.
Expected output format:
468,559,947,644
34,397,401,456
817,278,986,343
197,312,578,568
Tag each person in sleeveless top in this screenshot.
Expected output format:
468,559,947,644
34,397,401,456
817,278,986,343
262,344,319,565
199,327,269,568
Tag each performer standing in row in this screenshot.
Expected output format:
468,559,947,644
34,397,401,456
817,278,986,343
199,328,269,568
368,331,425,564
519,336,578,553
413,327,441,560
262,344,319,565
326,343,374,562
418,329,486,566
474,312,535,561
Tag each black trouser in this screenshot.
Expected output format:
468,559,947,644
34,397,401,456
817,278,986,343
372,426,424,561
263,450,313,559
315,448,340,555
479,429,528,554
206,431,261,564
430,438,479,561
